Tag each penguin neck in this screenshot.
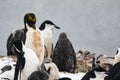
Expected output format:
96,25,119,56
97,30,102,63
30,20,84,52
44,27,52,32
43,27,52,35
25,23,36,32
45,24,54,30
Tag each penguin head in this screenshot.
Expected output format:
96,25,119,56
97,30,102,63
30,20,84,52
24,13,36,31
116,47,120,54
59,32,67,39
39,20,60,30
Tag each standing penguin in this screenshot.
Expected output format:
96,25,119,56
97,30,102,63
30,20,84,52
39,20,60,62
13,40,40,80
52,32,76,73
24,13,44,64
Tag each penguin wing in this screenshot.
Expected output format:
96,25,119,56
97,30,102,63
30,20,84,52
6,33,14,56
6,29,25,56
69,41,76,71
13,29,26,43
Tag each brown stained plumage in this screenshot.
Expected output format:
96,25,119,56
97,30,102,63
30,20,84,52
33,31,43,59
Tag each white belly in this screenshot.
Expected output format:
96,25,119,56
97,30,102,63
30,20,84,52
42,30,52,62
21,47,40,80
25,28,44,64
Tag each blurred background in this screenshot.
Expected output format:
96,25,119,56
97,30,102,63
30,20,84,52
0,0,120,56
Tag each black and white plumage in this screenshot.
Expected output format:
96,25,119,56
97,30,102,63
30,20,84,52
41,62,59,80
39,20,60,62
113,47,120,65
81,66,106,80
6,13,36,56
13,40,40,80
13,40,25,80
90,71,107,80
52,32,76,73
104,62,120,80
104,47,120,80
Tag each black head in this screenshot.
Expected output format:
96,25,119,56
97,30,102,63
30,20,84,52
24,13,36,31
39,20,60,30
28,70,49,80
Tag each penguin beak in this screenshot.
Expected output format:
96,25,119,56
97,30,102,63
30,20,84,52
29,23,36,30
54,25,60,29
32,25,36,30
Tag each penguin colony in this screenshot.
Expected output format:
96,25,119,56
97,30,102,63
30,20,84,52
3,12,120,80
6,15,60,63
5,13,75,80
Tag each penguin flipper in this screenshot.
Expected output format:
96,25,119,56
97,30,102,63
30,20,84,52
6,29,25,56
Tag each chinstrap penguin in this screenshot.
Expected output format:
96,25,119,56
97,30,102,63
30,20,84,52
39,20,60,62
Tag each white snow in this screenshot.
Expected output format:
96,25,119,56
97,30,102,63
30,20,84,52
0,57,16,80
0,57,85,80
59,72,85,80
